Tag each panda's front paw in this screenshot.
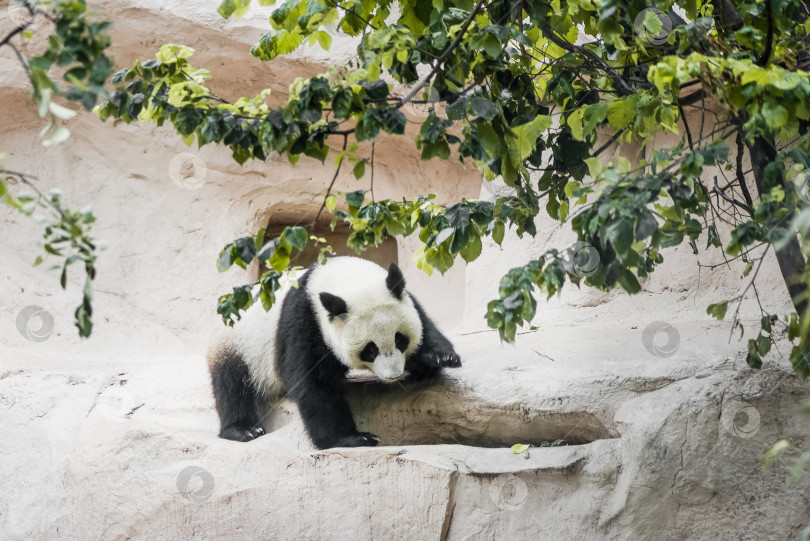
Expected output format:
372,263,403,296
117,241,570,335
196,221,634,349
220,425,266,442
427,349,462,368
333,431,380,448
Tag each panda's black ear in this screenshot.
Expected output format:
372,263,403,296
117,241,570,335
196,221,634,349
319,292,348,321
386,263,406,300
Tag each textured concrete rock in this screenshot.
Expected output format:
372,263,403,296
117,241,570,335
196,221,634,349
2,2,810,540
2,332,808,540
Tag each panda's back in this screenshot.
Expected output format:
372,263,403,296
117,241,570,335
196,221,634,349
208,282,293,398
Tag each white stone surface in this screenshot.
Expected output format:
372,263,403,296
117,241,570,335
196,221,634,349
1,2,809,540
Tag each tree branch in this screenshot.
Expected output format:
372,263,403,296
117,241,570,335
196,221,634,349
397,0,487,108
747,135,808,317
314,134,349,223
756,0,774,67
734,125,755,210
713,176,753,215
538,24,635,96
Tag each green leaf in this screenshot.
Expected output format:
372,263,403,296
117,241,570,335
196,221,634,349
436,228,454,246
608,219,633,255
425,246,454,273
445,204,471,229
742,261,753,277
790,346,810,379
567,108,585,141
746,339,763,369
353,160,366,179
256,239,277,262
380,109,406,134
75,299,92,338
492,221,505,245
481,34,502,59
584,157,604,179
254,227,266,251
756,334,771,356
762,100,789,131
346,190,365,208
505,115,552,175
707,301,728,321
313,30,332,51
218,0,237,18
617,268,641,293
460,233,482,262
511,443,532,454
607,99,634,130
469,97,498,121
284,226,308,250
446,98,468,120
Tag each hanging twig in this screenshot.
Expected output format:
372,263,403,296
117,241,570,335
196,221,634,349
314,134,349,224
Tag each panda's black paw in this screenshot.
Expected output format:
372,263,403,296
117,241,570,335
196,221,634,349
220,425,266,442
333,431,380,448
426,349,462,368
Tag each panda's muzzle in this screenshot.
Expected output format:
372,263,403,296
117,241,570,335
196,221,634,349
372,352,406,382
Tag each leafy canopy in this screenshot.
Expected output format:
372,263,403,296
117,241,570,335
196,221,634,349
38,0,810,377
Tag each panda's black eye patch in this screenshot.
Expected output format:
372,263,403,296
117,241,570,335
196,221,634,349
360,342,378,363
395,332,410,352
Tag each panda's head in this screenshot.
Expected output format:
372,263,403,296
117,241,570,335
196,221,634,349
315,261,422,382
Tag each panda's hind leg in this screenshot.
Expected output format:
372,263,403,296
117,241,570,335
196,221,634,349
209,344,265,442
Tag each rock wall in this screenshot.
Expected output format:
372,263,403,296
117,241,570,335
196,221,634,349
1,2,809,540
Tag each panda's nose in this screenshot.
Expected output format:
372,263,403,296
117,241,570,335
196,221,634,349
373,353,405,382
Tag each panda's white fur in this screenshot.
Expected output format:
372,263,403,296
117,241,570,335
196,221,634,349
306,257,423,379
208,255,460,447
209,256,422,396
211,283,292,399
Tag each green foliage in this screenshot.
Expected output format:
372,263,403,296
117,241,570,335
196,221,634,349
1,171,99,337
707,301,728,321
2,0,114,337
94,0,810,376
28,0,114,144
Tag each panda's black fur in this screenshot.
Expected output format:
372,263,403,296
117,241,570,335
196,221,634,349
208,258,460,449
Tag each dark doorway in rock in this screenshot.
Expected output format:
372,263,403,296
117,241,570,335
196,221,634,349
262,221,398,272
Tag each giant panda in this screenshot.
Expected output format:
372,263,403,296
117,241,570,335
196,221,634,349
207,256,461,449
